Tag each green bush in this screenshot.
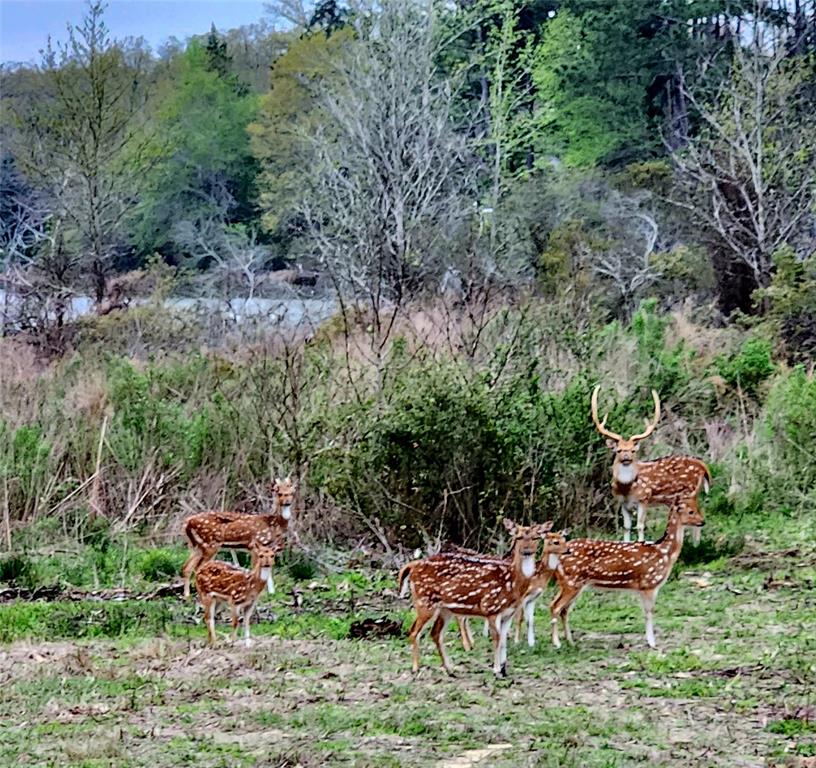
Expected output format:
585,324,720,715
715,337,776,395
0,553,38,588
759,367,816,511
139,548,185,582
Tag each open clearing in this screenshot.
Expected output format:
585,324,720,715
1,539,815,768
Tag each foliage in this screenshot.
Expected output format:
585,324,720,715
715,337,776,396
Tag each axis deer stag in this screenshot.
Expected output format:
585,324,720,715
591,386,710,542
196,538,282,647
398,519,553,678
549,494,704,649
181,477,296,598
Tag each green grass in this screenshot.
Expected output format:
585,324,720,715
1,510,815,766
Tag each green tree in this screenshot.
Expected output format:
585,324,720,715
248,28,351,242
134,40,259,262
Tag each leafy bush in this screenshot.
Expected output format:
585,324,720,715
139,548,185,582
715,337,776,395
0,553,38,588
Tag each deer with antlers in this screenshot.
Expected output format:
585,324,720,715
591,386,710,542
549,493,704,649
181,477,296,599
196,537,283,647
398,519,557,678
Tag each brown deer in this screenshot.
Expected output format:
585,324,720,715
181,477,296,598
196,538,282,647
512,529,572,647
398,519,553,678
549,494,704,649
432,533,572,651
591,386,711,542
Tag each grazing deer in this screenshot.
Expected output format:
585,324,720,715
549,494,704,649
181,477,296,598
398,519,553,678
591,386,711,542
196,539,282,647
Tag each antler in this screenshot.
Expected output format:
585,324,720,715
590,386,623,442
630,389,661,442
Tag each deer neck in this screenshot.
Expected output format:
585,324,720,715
656,511,686,563
511,542,537,597
613,458,639,486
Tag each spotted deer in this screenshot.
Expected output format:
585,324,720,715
196,538,282,647
549,493,704,649
181,477,296,598
592,386,711,542
434,533,572,650
398,520,553,678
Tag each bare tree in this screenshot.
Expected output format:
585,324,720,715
300,0,477,352
671,34,816,308
9,1,150,302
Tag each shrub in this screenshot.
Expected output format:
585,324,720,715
0,553,38,588
139,548,185,582
715,337,776,395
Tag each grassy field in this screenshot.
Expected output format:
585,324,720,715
1,513,815,767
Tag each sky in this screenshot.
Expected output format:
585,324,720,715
0,1,270,65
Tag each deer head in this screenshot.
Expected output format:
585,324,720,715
503,518,553,577
671,494,705,529
540,529,571,570
250,539,281,593
271,476,297,520
591,386,661,480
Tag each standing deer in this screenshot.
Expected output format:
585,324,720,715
181,477,297,598
549,494,704,649
431,533,572,651
591,386,710,542
398,519,553,678
196,538,282,647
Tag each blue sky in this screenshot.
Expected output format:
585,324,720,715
0,1,270,64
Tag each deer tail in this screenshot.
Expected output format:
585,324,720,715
701,462,712,494
398,561,416,598
183,517,203,547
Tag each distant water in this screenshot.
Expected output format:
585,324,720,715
0,291,337,329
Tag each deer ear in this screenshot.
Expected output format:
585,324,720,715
606,439,617,450
502,518,516,535
560,528,571,537
538,521,554,535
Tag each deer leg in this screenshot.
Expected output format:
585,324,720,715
431,612,454,675
230,549,240,567
637,503,647,542
524,596,538,648
408,606,435,674
621,503,633,543
242,602,256,648
483,619,490,638
181,548,202,600
487,615,503,676
204,597,217,646
496,613,513,677
550,586,580,648
457,617,473,652
230,605,240,642
640,589,658,649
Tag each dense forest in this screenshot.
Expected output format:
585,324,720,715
0,0,815,548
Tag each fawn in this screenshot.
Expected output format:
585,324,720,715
398,519,553,678
181,477,296,598
592,386,710,542
195,539,282,647
549,493,704,649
